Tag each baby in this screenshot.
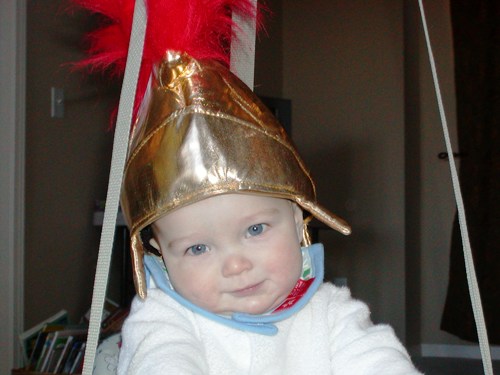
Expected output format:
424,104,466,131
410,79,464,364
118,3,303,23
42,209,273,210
147,194,305,317
116,51,422,374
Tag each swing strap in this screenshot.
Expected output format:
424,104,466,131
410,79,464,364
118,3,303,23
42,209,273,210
81,0,147,373
230,0,258,89
417,1,493,374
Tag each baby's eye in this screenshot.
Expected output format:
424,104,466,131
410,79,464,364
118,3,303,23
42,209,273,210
247,223,265,237
187,244,209,256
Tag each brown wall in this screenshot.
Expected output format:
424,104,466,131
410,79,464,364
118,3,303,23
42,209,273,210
25,1,115,327
282,1,407,338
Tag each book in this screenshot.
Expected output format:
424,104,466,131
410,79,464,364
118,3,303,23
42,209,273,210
53,336,74,374
19,310,68,365
27,324,65,370
46,335,70,373
46,328,88,373
62,340,84,374
69,342,86,374
44,348,58,374
53,329,87,374
28,325,87,373
36,332,57,372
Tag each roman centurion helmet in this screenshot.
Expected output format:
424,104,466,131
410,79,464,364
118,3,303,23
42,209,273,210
75,0,350,299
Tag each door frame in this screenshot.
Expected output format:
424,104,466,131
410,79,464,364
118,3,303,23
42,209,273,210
0,0,26,371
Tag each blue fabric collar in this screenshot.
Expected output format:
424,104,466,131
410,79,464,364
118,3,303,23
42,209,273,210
144,243,324,336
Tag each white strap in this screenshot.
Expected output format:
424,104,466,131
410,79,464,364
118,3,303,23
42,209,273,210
81,0,147,373
230,0,257,89
417,2,493,374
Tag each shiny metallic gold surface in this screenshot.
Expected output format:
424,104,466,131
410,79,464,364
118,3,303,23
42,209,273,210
121,51,351,298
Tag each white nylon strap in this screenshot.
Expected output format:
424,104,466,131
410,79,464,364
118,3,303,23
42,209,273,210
81,0,147,373
417,2,493,374
230,0,257,89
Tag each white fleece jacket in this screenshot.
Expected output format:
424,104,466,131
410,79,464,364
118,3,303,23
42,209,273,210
118,283,422,374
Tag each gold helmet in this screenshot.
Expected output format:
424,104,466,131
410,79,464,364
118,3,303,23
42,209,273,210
120,51,351,298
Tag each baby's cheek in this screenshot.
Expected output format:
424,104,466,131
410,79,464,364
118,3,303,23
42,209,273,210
178,278,219,307
191,290,221,312
276,245,302,269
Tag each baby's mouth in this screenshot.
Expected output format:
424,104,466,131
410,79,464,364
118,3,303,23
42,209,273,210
230,281,265,297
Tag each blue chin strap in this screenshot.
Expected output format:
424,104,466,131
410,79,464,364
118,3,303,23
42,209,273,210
143,243,325,336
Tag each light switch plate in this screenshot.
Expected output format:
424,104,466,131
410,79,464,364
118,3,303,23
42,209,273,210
51,87,64,118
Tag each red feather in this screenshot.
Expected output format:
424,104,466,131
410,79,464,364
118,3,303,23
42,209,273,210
72,0,262,123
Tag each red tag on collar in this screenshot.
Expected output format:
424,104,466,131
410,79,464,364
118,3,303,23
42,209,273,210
272,278,315,313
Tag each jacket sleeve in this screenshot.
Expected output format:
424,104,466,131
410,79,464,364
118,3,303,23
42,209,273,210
118,289,209,375
325,285,423,375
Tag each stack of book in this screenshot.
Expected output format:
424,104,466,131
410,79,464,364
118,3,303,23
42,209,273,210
18,310,87,374
16,302,129,375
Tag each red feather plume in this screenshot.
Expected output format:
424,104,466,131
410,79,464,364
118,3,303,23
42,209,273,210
72,0,262,123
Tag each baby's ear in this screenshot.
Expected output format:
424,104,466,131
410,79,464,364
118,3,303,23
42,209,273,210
148,237,161,252
292,203,304,243
140,226,162,256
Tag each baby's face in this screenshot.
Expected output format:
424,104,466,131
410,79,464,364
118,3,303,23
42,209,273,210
150,193,304,315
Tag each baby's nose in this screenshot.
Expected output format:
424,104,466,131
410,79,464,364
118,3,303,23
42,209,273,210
221,252,253,277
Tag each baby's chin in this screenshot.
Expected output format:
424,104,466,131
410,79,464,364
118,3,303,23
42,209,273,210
184,289,289,316
212,300,284,316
